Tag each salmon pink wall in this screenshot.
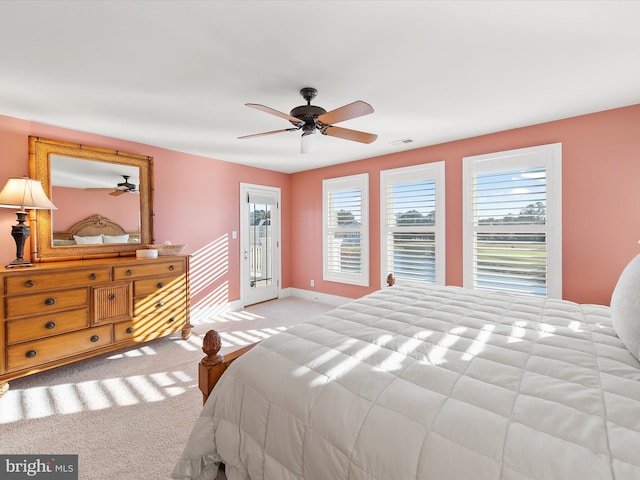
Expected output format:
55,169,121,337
291,104,640,306
0,115,291,312
2,104,638,308
52,186,140,231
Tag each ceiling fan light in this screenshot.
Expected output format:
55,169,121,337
300,130,316,154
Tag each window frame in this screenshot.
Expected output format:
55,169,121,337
322,173,369,286
380,161,446,288
462,143,562,298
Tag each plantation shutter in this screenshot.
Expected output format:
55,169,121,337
463,143,562,298
386,180,437,282
323,174,369,286
380,162,445,286
472,167,548,296
327,188,362,274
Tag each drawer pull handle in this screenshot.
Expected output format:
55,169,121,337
157,282,164,288
89,273,97,280
156,301,164,308
168,317,176,324
169,265,175,271
44,298,56,306
25,280,34,288
108,293,116,300
126,269,133,276
25,350,37,359
125,327,134,334
90,335,100,343
45,321,56,330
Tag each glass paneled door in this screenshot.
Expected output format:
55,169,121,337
240,184,280,306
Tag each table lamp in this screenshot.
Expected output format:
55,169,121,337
0,176,57,268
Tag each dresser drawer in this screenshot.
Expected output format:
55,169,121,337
6,308,89,345
93,284,133,324
113,320,137,343
6,325,112,372
133,274,184,297
133,287,186,317
4,268,111,294
5,288,88,319
114,310,186,343
113,260,185,281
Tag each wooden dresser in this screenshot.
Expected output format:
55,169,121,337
0,255,190,395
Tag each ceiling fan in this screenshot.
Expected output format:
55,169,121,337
86,175,138,196
238,87,377,153
110,175,138,196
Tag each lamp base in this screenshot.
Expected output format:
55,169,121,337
6,211,32,269
5,258,34,269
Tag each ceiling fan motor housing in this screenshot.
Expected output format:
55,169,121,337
116,175,136,191
290,105,326,130
289,87,326,132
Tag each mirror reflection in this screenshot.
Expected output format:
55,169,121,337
50,156,141,246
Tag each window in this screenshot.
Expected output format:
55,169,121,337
323,173,369,286
463,143,562,298
380,162,445,287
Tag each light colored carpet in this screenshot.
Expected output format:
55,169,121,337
0,297,333,479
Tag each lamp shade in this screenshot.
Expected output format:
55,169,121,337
0,177,57,211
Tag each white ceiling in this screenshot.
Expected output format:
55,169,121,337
1,0,639,174
50,155,139,190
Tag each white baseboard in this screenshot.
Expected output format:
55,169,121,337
228,298,245,312
193,289,351,320
280,287,352,307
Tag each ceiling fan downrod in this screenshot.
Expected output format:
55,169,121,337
300,87,317,105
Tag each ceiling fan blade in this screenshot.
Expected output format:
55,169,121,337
238,127,299,139
245,103,304,125
321,125,377,144
317,101,374,125
109,190,126,196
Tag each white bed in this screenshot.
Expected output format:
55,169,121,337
52,213,141,245
173,257,640,480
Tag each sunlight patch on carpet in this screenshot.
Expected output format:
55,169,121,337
107,345,158,359
220,326,287,347
0,370,194,424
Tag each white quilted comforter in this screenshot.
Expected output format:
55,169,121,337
173,285,640,480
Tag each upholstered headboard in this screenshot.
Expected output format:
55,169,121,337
53,214,141,245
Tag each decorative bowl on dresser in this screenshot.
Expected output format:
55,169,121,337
0,255,191,396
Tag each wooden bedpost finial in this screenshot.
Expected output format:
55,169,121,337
201,330,224,366
386,273,395,286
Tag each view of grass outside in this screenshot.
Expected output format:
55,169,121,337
387,233,436,282
475,234,547,295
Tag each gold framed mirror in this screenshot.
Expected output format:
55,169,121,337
29,136,154,261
